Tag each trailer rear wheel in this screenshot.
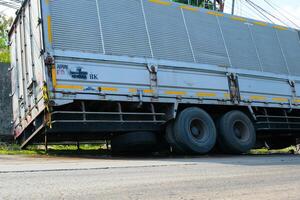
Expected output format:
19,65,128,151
173,107,217,154
218,110,256,154
111,131,157,154
165,121,186,153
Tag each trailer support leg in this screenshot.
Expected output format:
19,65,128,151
77,141,80,151
44,132,48,153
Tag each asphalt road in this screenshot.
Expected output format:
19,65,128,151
0,154,299,200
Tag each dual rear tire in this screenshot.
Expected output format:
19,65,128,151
217,110,256,154
165,108,256,154
111,108,256,155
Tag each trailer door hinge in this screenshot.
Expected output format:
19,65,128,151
37,18,42,26
44,56,54,66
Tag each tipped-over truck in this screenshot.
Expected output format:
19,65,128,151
9,0,300,153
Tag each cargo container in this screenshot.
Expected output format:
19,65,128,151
9,0,300,153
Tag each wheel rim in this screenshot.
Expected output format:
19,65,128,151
233,120,250,142
189,118,208,141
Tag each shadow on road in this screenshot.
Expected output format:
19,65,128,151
33,148,300,167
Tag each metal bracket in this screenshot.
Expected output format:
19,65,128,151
147,63,158,97
227,73,241,104
288,80,296,100
138,89,144,108
247,105,257,121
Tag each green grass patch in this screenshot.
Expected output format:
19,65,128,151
0,142,298,156
251,146,297,155
0,143,45,155
0,143,105,156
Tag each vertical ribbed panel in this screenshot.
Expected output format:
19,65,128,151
277,30,300,76
251,26,289,75
183,11,230,67
48,0,300,77
143,1,194,62
50,0,103,53
98,0,152,58
220,17,261,71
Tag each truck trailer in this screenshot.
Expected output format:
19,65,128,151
9,0,300,153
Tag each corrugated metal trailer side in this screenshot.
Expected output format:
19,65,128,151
9,0,46,140
9,0,300,153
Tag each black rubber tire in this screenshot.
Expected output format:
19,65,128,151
173,107,217,154
218,110,256,154
111,131,157,153
165,120,186,153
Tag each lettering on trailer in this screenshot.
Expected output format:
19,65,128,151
56,64,68,75
69,67,88,80
56,64,99,80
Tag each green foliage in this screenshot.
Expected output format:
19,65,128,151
0,15,13,63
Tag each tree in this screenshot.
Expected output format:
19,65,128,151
173,0,223,11
0,16,13,63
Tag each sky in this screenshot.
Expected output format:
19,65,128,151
1,0,300,29
223,0,300,29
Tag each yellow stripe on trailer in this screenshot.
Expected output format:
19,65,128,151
206,11,224,17
51,65,57,87
179,5,199,12
165,91,187,95
230,16,247,22
249,96,267,101
273,25,288,31
253,21,268,27
224,93,230,99
47,16,53,44
129,88,138,93
101,87,118,92
272,97,289,102
148,0,172,6
144,89,154,94
197,92,217,97
55,85,84,90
